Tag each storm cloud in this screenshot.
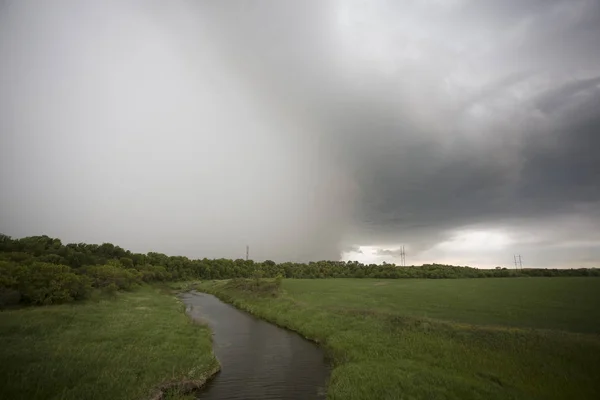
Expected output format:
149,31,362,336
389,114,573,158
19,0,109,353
1,0,599,267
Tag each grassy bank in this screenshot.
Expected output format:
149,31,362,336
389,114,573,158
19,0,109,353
0,286,219,400
198,278,600,400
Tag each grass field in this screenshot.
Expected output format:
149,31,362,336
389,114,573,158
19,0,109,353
198,277,600,400
0,286,219,400
284,278,600,333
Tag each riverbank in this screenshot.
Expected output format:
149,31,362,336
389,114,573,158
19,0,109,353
0,286,219,400
196,278,600,400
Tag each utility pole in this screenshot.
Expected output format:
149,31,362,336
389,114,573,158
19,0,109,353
518,254,522,269
246,245,249,261
514,255,518,270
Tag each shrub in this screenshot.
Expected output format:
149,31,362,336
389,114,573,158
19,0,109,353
275,273,283,286
102,282,119,295
12,262,92,305
81,264,141,290
0,261,20,288
134,264,172,282
225,278,282,296
0,288,21,308
0,252,34,264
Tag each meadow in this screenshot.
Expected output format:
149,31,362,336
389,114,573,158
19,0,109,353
0,286,219,400
198,277,600,400
283,278,600,333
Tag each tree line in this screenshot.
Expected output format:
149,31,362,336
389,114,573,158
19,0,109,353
0,234,597,307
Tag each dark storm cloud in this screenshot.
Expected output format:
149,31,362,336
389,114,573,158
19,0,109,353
350,76,600,244
518,85,600,206
219,0,600,263
535,76,600,114
331,1,600,260
1,0,599,266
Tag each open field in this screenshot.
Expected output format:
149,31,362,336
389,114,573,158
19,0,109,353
284,278,600,333
198,277,600,400
0,286,219,400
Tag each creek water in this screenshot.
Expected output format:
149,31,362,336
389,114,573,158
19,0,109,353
179,291,329,400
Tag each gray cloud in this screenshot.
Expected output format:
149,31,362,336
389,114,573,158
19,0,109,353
375,248,404,257
342,245,363,255
1,0,599,267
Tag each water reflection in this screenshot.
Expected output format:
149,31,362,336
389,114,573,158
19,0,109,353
179,291,329,400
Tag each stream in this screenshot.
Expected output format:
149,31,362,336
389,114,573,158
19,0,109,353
179,291,329,400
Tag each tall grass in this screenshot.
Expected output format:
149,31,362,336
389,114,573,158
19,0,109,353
0,286,219,400
223,276,283,295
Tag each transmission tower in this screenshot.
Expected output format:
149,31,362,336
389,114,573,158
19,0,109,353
400,245,406,267
514,254,523,270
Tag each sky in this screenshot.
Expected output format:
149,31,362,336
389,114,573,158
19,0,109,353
1,0,599,268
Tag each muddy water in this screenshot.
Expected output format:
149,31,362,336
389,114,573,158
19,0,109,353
179,291,329,400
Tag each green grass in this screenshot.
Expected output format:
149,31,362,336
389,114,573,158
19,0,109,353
198,278,600,400
283,278,600,334
0,286,219,400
